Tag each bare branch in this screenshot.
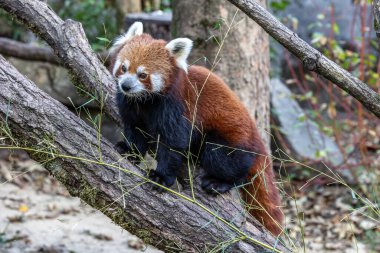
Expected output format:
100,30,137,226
0,55,288,253
0,37,111,66
226,0,380,118
0,37,60,64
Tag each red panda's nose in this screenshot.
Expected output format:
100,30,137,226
119,74,137,93
121,83,132,92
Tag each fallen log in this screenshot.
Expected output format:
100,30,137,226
0,55,289,252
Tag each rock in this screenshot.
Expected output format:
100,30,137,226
270,79,344,166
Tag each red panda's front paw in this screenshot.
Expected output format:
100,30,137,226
114,141,140,164
147,170,176,192
201,177,234,195
115,141,131,155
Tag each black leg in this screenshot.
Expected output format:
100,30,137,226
200,137,254,195
201,176,235,195
115,141,130,154
116,125,149,164
148,143,183,191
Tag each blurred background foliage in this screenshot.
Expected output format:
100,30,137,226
50,0,118,51
269,0,379,184
0,0,171,50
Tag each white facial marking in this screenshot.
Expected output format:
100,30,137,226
150,73,164,92
112,58,121,76
165,38,193,73
136,65,146,74
122,59,130,71
110,22,143,53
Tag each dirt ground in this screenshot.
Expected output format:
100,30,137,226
282,181,378,253
0,154,162,253
0,151,378,253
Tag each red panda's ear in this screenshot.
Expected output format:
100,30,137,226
165,38,193,73
110,22,143,53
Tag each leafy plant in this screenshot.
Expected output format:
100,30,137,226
270,0,290,13
51,0,117,51
0,9,28,41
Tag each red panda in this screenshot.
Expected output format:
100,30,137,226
110,22,284,236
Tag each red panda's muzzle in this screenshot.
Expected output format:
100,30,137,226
118,73,146,96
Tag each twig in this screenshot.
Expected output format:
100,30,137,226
0,37,111,66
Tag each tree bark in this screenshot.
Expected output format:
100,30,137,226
113,0,142,31
0,55,288,252
0,37,60,64
172,0,271,146
0,0,122,126
226,0,380,119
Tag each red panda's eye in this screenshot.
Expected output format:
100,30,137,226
121,65,127,73
138,73,148,80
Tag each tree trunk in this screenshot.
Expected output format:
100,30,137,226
171,0,271,147
0,37,111,66
109,0,142,32
0,55,287,252
115,0,142,14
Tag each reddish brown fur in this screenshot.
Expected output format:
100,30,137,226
177,66,284,236
113,34,284,236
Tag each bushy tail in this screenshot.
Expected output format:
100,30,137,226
240,143,284,236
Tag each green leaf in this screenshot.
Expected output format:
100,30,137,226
333,23,340,35
270,0,290,11
96,37,110,43
317,14,325,20
298,114,306,122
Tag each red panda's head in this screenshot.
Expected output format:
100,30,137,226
110,22,193,98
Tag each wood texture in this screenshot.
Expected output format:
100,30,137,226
0,37,60,64
226,0,380,118
0,55,288,252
